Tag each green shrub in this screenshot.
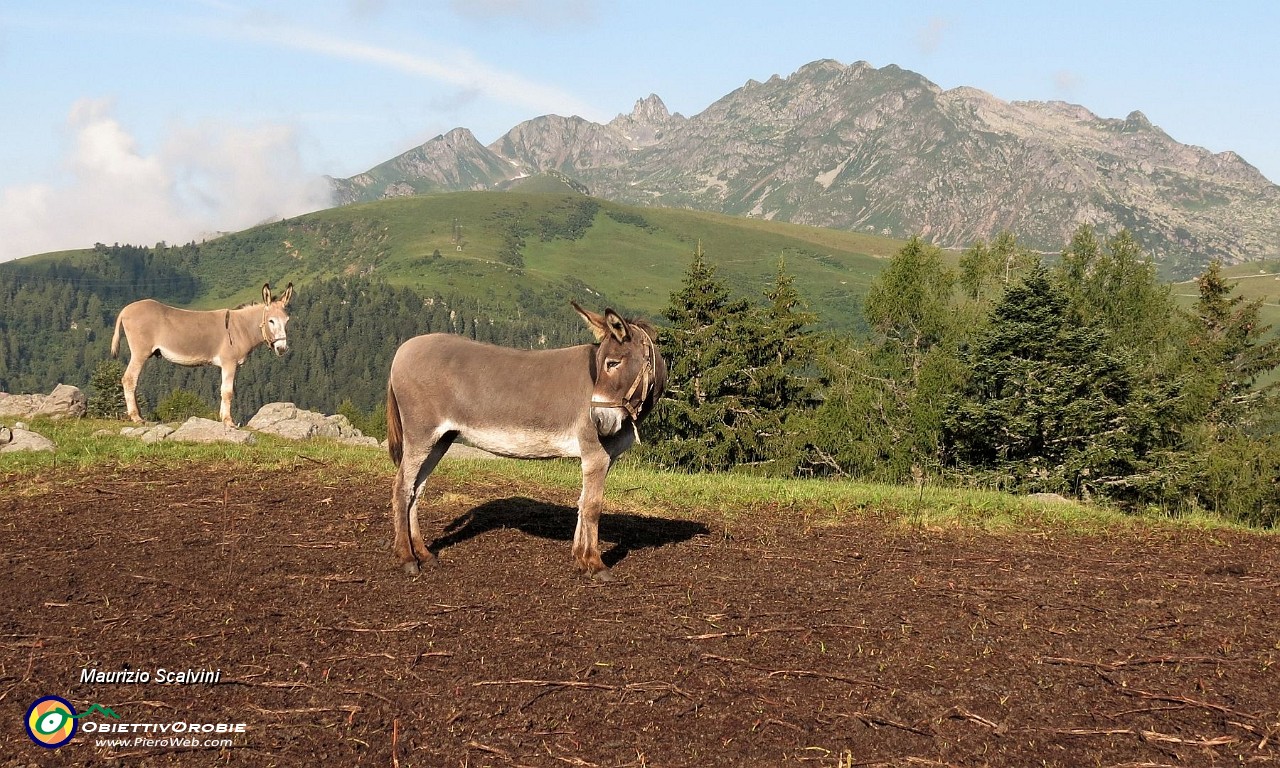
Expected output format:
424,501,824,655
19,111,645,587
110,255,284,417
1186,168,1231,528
87,359,128,420
154,388,217,423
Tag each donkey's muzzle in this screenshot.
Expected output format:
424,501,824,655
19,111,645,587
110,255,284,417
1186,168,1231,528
272,339,289,356
590,405,626,437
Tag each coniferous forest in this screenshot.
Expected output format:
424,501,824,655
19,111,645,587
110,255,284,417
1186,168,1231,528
644,228,1280,526
0,243,596,430
2,226,1278,527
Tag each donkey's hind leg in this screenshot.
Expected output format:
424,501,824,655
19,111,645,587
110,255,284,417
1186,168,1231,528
391,459,424,575
121,351,148,423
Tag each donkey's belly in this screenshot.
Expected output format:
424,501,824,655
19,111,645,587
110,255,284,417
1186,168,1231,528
454,424,580,460
158,346,215,367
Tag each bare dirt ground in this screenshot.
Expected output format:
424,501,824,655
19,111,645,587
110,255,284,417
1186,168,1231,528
1,460,1278,767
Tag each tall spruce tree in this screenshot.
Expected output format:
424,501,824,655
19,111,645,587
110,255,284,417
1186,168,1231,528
644,247,818,473
943,270,1161,497
756,259,818,413
748,259,819,473
645,245,753,471
1186,259,1280,432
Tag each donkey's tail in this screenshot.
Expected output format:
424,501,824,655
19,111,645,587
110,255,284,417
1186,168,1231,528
386,379,403,467
110,313,124,358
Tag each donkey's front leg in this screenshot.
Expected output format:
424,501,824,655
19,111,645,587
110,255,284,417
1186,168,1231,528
572,449,613,580
218,363,237,427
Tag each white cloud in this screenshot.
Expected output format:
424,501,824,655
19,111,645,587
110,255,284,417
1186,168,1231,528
1053,70,1081,96
917,17,951,55
0,99,332,262
234,23,604,121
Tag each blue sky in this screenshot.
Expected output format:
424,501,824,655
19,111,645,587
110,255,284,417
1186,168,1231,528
1,1,1276,262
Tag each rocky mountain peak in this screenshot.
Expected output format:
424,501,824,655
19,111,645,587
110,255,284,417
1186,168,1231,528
794,58,847,77
1122,110,1154,132
439,126,480,146
627,94,672,124
331,58,1280,269
608,93,684,148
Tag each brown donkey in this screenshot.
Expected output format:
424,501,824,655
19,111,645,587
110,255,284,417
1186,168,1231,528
386,302,666,580
111,283,294,426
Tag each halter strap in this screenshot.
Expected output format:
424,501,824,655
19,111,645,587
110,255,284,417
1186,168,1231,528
592,324,657,441
259,306,273,345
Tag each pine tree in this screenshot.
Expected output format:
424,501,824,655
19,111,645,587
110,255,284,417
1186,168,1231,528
86,359,128,419
742,259,820,473
1185,259,1280,432
645,245,750,471
958,231,1037,302
863,236,956,384
943,270,1153,496
1055,226,1177,361
646,251,821,474
853,236,967,478
755,259,818,412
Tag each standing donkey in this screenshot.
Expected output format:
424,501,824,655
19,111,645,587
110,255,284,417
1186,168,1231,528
386,302,666,581
111,283,294,426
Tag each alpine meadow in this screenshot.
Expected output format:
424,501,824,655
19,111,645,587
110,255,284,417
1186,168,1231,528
2,187,1278,524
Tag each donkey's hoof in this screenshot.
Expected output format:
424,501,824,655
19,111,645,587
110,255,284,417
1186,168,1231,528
401,560,421,576
589,568,616,583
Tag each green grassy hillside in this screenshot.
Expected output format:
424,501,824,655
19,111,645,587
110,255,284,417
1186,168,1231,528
1171,260,1280,328
166,191,902,330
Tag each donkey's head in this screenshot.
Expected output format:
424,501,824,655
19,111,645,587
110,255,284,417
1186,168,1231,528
260,282,294,356
574,302,666,437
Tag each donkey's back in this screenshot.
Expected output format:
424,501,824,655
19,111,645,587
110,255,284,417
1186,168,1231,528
112,300,225,360
388,333,596,460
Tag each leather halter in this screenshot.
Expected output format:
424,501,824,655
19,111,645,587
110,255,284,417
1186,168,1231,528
259,305,274,345
225,304,281,348
592,324,657,440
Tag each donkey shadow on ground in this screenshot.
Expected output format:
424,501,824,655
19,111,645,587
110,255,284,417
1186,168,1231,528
428,497,710,569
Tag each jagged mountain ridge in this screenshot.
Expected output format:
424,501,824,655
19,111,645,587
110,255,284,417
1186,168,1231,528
330,59,1280,269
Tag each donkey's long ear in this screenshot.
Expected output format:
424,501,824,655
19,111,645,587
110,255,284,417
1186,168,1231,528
262,283,272,304
280,282,294,307
572,301,608,341
603,309,630,343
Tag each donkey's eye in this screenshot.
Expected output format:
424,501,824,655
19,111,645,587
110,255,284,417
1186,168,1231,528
606,359,621,371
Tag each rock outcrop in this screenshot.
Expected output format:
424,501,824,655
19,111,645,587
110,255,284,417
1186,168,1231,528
246,402,380,447
0,384,87,420
168,418,258,445
0,423,56,453
104,403,382,447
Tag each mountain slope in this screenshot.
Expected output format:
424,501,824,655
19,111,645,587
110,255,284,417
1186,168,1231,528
332,59,1280,273
4,192,902,331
